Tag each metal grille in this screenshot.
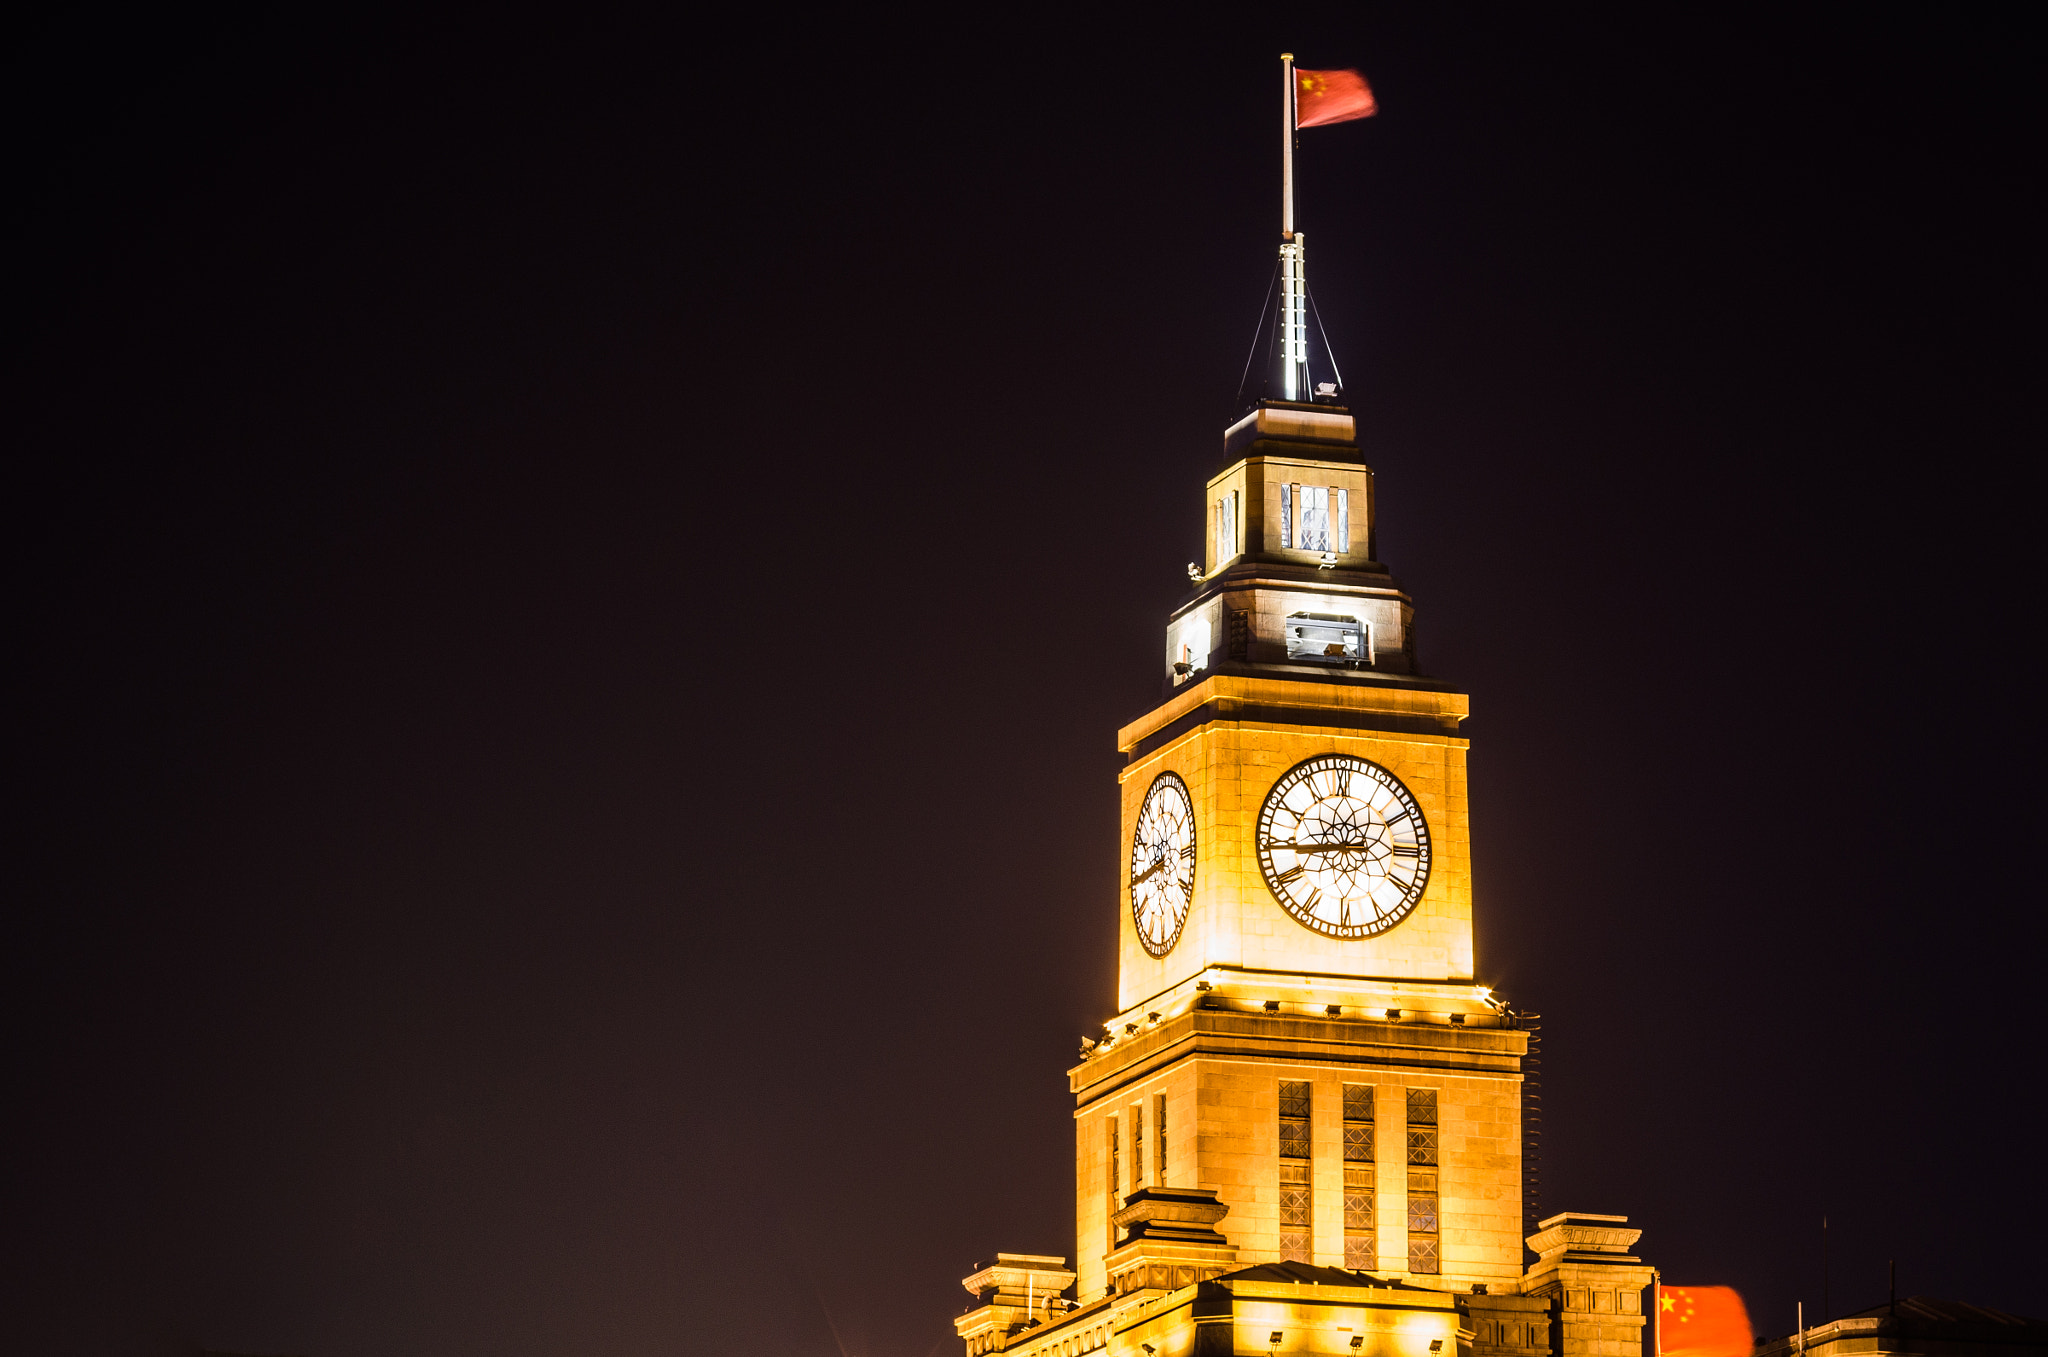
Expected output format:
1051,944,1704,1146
1407,1128,1439,1165
1343,1165,1374,1229
1280,1189,1312,1228
1280,1080,1311,1161
1344,1234,1376,1270
1343,1084,1374,1123
1408,1195,1439,1233
1408,1236,1439,1274
1343,1124,1373,1162
1280,1132,1311,1261
1406,1087,1437,1124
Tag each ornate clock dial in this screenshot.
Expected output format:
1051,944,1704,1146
1130,771,1196,957
1256,754,1431,937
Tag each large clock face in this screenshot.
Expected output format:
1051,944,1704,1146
1130,772,1196,957
1256,755,1431,937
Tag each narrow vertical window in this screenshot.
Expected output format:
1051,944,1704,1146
1343,1083,1376,1270
1215,494,1237,566
1281,483,1294,549
1300,486,1330,551
1107,1113,1121,1251
1405,1087,1439,1274
1337,487,1350,552
1279,1080,1312,1263
1154,1093,1168,1185
1130,1102,1145,1186
1231,490,1241,554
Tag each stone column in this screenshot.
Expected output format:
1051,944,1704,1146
1519,1212,1652,1357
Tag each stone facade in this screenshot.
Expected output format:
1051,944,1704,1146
954,401,1651,1357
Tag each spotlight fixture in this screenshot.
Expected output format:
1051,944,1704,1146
1318,550,1339,569
1316,382,1339,396
1352,1339,1366,1350
1144,1346,1156,1355
1195,980,1213,991
1124,1022,1139,1035
1270,1334,1285,1347
1148,1012,1161,1024
1264,1000,1282,1013
1187,563,1203,583
1430,1341,1444,1352
1385,1008,1402,1020
1326,1004,1342,1017
1450,1013,1467,1025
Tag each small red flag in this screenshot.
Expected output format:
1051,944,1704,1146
1657,1285,1753,1357
1295,68,1377,128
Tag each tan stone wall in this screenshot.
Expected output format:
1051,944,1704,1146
1117,713,1474,1011
1115,1054,1526,1292
1072,1060,1200,1301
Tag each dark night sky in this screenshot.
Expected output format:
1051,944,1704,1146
8,9,2043,1356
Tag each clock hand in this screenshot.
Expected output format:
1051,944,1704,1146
1268,841,1378,854
1130,856,1171,887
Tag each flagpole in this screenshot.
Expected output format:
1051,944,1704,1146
1278,53,1307,400
1281,52,1296,238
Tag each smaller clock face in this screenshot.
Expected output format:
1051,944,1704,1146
1256,754,1432,937
1130,772,1196,957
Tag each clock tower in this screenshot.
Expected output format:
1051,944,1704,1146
1072,395,1515,1301
952,54,1650,1357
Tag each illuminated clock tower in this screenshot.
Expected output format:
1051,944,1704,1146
952,54,1650,1357
1075,392,1512,1296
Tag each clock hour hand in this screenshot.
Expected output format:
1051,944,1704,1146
1130,856,1168,887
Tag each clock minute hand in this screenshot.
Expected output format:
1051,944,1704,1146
1270,841,1373,854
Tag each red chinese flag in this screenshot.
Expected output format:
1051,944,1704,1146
1657,1285,1753,1357
1295,68,1377,128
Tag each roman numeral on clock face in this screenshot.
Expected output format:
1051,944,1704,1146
1275,864,1305,885
1392,843,1420,857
